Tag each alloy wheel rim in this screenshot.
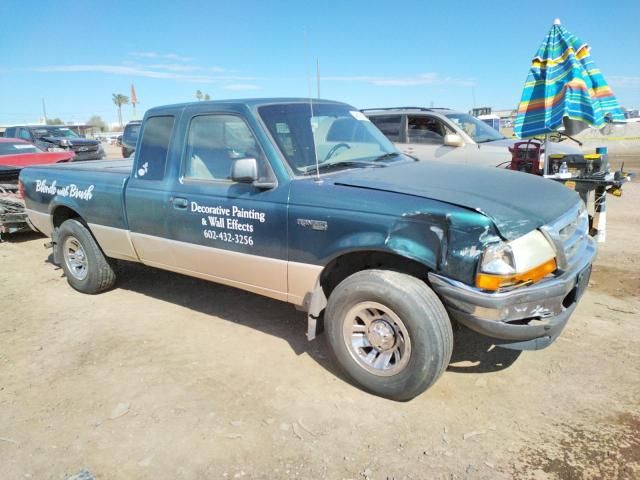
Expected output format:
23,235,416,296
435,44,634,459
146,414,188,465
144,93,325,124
63,236,88,281
342,301,412,376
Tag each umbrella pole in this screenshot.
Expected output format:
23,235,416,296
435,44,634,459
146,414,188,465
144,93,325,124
543,134,549,176
596,186,607,243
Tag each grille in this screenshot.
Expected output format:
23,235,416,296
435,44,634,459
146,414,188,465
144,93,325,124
540,203,590,272
72,144,99,152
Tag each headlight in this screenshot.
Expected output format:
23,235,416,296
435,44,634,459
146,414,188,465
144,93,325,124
47,147,66,152
479,242,515,276
476,230,557,291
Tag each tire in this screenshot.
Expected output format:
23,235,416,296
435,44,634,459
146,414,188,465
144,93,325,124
325,269,453,401
56,219,116,294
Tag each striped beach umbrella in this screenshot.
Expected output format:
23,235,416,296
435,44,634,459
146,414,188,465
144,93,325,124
514,19,623,138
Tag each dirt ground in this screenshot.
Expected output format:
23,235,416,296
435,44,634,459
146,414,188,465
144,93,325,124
1,151,639,479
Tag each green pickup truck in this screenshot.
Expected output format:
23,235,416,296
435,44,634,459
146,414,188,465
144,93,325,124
19,99,596,400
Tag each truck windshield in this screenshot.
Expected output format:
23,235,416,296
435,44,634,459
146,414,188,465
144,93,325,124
259,103,398,175
32,127,81,139
444,113,505,143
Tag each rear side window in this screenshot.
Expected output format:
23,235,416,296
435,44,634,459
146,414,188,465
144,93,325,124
369,115,402,141
135,116,175,181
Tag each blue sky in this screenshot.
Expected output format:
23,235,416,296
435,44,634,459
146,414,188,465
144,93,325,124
1,0,638,125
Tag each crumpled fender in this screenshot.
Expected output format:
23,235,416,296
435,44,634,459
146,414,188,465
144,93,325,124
440,211,501,285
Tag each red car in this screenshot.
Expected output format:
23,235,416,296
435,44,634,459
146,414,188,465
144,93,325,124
0,137,75,168
1,138,75,236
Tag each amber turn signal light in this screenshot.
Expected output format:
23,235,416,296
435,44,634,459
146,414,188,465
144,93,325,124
476,258,557,291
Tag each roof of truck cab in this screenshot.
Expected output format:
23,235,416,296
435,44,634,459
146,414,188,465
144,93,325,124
145,98,352,115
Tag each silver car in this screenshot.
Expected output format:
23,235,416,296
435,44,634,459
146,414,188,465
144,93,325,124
363,107,582,168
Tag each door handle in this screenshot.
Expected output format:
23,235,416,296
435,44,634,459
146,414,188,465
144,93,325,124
172,197,188,209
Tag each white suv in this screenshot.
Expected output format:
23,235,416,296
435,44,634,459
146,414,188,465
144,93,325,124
363,107,581,167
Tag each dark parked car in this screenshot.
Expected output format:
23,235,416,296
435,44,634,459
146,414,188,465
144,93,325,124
4,125,105,161
121,120,141,158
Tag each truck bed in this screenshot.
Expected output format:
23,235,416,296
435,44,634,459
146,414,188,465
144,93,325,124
31,158,133,174
19,158,134,234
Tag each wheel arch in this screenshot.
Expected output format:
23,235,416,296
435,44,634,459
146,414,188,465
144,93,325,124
305,248,435,341
50,204,93,265
51,204,83,229
319,249,433,299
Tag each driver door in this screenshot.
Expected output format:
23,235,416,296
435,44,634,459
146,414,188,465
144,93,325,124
166,111,289,299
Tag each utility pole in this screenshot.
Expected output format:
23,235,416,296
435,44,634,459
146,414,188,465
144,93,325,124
41,98,48,124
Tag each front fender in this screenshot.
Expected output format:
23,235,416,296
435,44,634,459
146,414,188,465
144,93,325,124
317,212,448,270
440,211,501,285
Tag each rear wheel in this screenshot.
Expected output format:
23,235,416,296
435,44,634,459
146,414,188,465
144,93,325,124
57,219,116,294
325,269,453,401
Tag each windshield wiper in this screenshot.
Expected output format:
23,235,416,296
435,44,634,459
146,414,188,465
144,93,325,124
302,160,386,175
371,152,401,162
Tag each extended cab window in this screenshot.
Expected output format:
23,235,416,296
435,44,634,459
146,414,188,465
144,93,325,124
183,114,267,182
369,115,402,141
135,116,175,181
407,115,452,144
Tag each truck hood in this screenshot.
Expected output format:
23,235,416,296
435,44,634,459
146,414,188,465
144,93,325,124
40,136,99,147
332,161,580,240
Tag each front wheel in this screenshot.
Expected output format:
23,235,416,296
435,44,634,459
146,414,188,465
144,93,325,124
56,219,116,294
325,270,453,401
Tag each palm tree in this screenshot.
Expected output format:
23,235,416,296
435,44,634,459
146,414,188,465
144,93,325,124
195,90,203,101
112,94,129,128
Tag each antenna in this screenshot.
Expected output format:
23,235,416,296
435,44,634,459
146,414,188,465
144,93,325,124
41,98,48,124
316,59,321,99
304,29,320,180
310,99,320,180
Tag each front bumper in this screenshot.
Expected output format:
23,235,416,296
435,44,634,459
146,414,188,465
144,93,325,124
429,236,596,350
71,149,104,161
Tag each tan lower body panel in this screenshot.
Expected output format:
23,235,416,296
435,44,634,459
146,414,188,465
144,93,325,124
129,232,320,306
24,208,53,236
89,223,139,261
287,261,323,305
22,212,322,307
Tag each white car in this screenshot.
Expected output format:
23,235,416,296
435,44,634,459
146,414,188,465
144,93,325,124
363,107,582,168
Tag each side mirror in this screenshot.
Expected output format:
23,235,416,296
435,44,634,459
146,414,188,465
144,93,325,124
444,134,464,147
231,158,258,183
